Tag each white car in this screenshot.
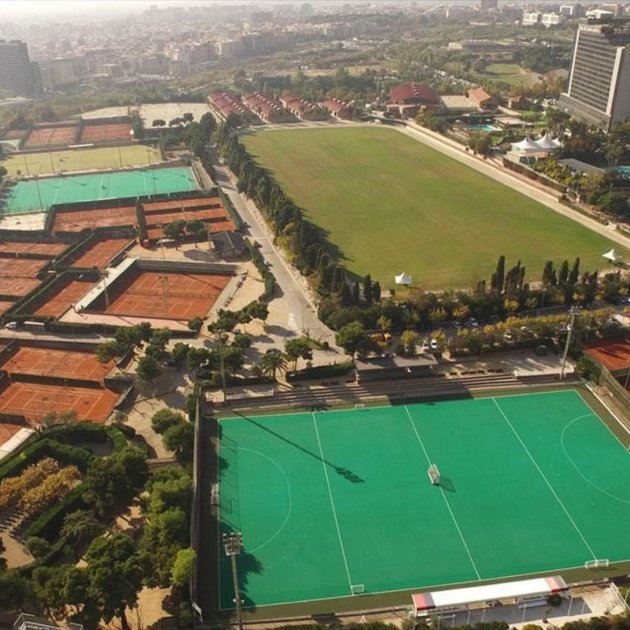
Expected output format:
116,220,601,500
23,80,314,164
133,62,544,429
4,322,17,330
430,338,439,350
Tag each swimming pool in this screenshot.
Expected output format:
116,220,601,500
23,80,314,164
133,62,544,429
616,165,630,178
466,124,500,132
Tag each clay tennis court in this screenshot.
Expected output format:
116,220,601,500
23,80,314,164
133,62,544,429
0,258,47,278
79,121,132,143
70,238,132,268
586,340,630,373
0,381,118,423
91,270,230,320
146,220,234,241
0,422,22,444
52,205,136,233
145,207,232,226
0,278,42,298
0,241,67,257
29,278,95,318
1,346,114,383
23,124,79,149
0,301,15,315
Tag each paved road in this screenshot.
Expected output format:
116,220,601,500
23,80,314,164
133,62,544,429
211,150,340,349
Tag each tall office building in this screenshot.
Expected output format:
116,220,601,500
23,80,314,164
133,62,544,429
0,40,36,96
559,20,630,130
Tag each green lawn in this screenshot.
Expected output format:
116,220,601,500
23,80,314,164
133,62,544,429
219,390,630,609
478,63,539,87
243,127,628,289
2,145,161,178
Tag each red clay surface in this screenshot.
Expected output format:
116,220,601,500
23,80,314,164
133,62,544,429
0,129,28,140
586,340,630,373
52,206,135,233
0,258,47,278
23,124,79,149
90,270,230,320
0,381,118,423
0,422,23,447
71,238,132,268
0,241,67,257
0,300,15,315
79,122,132,143
1,347,114,383
30,278,95,318
146,220,233,241
51,194,231,237
0,278,41,298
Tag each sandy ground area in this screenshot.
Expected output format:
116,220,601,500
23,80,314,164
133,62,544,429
1,531,33,568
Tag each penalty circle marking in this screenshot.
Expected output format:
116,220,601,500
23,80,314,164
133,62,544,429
239,447,293,553
561,414,630,506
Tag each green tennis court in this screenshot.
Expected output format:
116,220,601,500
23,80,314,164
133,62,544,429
1,145,161,178
218,390,630,609
1,166,199,214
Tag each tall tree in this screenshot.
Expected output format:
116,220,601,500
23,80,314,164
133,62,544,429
86,535,143,630
284,337,313,371
258,349,288,380
569,257,580,285
491,255,506,293
559,259,569,285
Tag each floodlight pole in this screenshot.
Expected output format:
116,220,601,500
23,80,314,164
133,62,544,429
560,307,579,380
222,532,244,630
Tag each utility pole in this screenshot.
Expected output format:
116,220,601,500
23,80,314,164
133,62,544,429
560,307,579,380
217,330,227,401
222,532,244,630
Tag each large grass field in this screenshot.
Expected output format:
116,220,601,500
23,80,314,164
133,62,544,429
218,390,630,609
2,144,161,178
243,127,628,289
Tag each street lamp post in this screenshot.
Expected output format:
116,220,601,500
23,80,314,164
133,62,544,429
222,532,244,630
560,307,580,380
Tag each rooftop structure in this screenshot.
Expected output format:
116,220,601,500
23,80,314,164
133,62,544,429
387,82,442,118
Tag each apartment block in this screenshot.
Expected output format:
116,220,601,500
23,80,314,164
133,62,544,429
559,20,630,130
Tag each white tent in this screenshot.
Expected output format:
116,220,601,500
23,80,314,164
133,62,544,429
535,132,559,150
395,272,412,285
602,248,620,263
510,137,541,152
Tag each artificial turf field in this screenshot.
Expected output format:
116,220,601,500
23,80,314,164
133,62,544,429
1,166,199,214
1,145,162,178
218,389,630,609
242,127,628,289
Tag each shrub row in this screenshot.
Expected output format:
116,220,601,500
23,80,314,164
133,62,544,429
247,242,276,300
0,424,127,481
0,439,92,481
286,361,354,382
218,188,244,230
24,485,86,541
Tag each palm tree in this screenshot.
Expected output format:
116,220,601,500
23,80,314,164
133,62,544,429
259,349,287,381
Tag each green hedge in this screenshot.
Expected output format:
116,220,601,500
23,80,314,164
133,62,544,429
247,242,276,300
218,188,244,230
0,438,93,480
286,361,354,382
24,485,86,541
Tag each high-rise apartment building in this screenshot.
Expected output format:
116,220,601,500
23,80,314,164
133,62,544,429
559,20,630,130
0,40,36,96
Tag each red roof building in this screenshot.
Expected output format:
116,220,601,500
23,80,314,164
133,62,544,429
387,83,442,118
241,92,295,123
466,87,498,111
320,98,354,120
279,95,328,121
208,92,251,120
